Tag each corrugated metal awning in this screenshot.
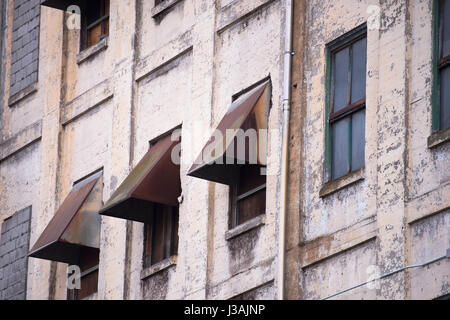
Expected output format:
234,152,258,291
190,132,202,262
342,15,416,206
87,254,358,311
187,80,271,185
99,133,181,223
28,171,103,264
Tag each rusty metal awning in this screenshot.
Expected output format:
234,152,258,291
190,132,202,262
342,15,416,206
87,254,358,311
99,133,181,223
40,0,83,11
187,81,271,185
28,171,103,265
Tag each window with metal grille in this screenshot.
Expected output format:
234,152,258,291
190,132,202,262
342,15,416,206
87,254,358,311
143,204,179,267
67,247,99,300
80,0,110,50
326,25,367,181
229,164,266,229
434,0,450,131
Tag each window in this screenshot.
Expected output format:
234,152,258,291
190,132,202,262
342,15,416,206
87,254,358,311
229,164,266,229
81,0,110,50
67,247,99,300
143,204,179,267
326,25,367,181
155,0,165,6
433,0,450,131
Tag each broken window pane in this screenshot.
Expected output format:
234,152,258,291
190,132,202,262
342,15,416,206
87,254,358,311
333,47,350,112
351,109,366,170
440,66,450,130
331,117,350,180
351,38,367,104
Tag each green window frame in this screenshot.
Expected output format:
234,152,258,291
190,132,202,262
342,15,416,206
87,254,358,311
432,0,450,132
324,24,367,182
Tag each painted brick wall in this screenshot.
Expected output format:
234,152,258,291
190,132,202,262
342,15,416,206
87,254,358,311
0,207,31,300
9,0,40,97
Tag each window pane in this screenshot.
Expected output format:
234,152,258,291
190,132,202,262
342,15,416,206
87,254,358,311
237,189,266,225
88,24,102,47
333,47,350,112
238,165,266,196
171,208,179,257
331,117,350,180
143,222,152,267
351,109,366,170
351,37,367,103
87,1,102,25
440,66,450,130
78,270,99,300
151,207,165,265
442,0,450,58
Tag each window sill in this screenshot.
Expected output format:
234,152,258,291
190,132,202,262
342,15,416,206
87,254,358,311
76,37,109,65
8,82,38,107
151,0,184,19
225,215,265,241
427,127,450,149
140,255,177,280
319,167,365,198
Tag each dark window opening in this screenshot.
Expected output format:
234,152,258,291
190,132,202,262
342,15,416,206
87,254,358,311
143,204,179,268
67,247,99,300
229,164,266,229
155,0,165,6
80,0,110,50
438,0,450,130
328,31,367,181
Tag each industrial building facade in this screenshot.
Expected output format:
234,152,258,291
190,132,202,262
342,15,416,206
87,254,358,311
0,0,449,300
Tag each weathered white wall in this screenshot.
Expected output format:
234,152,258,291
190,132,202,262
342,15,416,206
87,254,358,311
297,0,449,300
1,0,447,301
208,0,282,299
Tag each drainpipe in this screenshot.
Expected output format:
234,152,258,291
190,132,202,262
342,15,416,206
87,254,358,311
278,0,293,301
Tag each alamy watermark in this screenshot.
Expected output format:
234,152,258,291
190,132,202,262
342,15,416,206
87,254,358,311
169,125,279,177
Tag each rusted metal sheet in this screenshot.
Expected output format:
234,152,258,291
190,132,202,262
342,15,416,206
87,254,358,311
28,171,103,264
99,133,181,223
187,81,271,185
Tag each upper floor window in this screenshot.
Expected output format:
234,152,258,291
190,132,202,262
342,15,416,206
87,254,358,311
229,164,266,229
81,0,110,50
326,25,367,181
435,0,450,131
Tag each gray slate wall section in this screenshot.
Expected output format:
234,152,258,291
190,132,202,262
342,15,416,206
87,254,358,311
0,207,32,300
9,0,40,97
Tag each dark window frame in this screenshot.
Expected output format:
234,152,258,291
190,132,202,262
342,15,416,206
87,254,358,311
67,247,100,300
432,0,450,132
227,79,270,230
229,165,267,230
324,24,367,182
143,204,179,268
80,0,110,51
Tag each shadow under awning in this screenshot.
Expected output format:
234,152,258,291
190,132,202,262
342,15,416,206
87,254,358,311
40,0,83,11
187,80,271,185
28,171,103,265
99,133,181,223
